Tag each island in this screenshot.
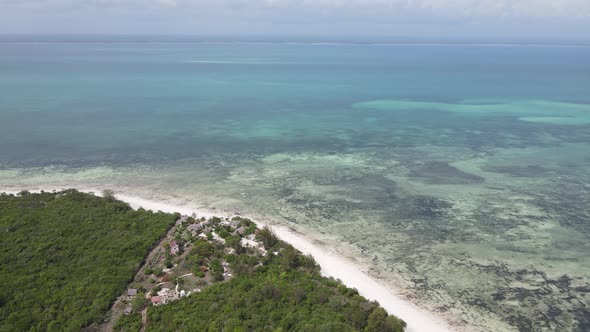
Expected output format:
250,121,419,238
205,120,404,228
0,190,406,332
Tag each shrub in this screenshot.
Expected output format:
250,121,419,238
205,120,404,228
256,226,279,249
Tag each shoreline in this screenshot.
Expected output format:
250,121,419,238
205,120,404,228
2,187,455,332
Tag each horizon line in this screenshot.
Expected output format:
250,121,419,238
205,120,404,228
1,34,589,47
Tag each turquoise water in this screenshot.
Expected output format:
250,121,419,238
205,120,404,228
1,38,590,331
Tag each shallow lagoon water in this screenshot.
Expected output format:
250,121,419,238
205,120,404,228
1,39,590,331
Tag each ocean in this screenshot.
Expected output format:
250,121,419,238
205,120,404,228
1,36,589,331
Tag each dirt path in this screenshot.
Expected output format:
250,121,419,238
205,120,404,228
97,217,183,331
141,217,183,273
140,308,148,332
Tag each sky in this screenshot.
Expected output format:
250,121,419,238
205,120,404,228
0,0,589,40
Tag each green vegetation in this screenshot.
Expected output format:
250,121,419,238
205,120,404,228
134,226,406,332
131,293,148,312
113,313,142,332
0,190,405,332
0,190,176,331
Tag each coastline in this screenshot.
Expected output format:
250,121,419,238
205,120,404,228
2,187,454,332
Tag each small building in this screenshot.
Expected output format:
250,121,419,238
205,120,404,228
211,232,226,244
241,237,259,248
170,241,180,255
233,226,246,236
157,288,180,304
124,307,133,315
127,288,137,297
187,223,202,234
151,296,161,305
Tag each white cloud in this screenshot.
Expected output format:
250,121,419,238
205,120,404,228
157,0,177,7
253,0,590,18
2,0,589,18
0,0,588,36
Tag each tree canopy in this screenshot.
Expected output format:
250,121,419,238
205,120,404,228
0,190,176,331
144,261,406,332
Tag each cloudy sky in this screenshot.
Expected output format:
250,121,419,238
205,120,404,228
0,0,589,40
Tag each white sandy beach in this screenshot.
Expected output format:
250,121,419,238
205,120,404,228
2,187,454,332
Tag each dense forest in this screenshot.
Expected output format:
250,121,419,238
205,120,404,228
0,190,176,331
